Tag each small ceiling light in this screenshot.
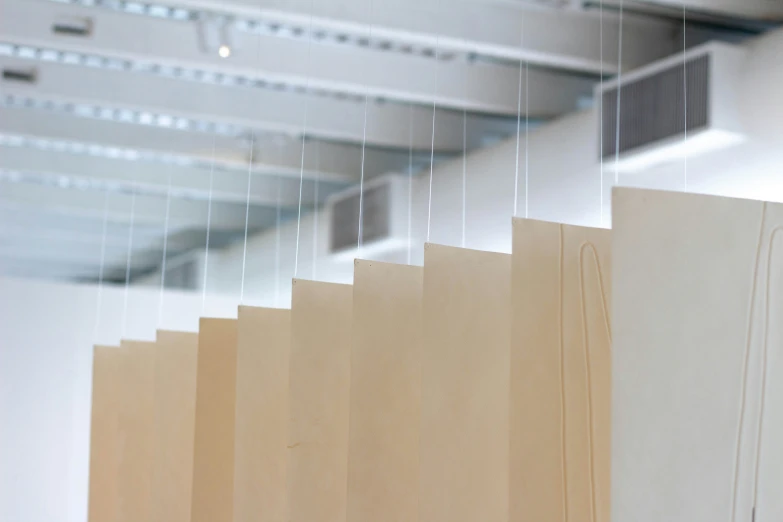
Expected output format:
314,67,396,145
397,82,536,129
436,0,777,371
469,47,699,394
218,45,231,58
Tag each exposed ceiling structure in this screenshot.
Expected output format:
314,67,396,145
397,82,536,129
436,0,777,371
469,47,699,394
0,0,772,283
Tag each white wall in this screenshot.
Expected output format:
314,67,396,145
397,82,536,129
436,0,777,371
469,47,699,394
0,277,237,522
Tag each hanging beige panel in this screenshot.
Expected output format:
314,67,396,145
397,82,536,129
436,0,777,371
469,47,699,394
116,341,156,522
347,261,423,522
510,219,612,522
191,319,238,522
287,280,353,522
151,331,198,522
612,188,783,522
420,244,511,522
88,345,123,522
234,306,291,522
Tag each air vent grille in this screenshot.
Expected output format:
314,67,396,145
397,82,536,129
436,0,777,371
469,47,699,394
52,16,93,37
601,54,710,159
329,183,391,254
2,68,36,83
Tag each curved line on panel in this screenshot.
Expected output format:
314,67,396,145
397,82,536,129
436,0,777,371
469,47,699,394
559,224,569,522
751,225,783,520
580,242,612,347
730,202,767,522
579,241,612,522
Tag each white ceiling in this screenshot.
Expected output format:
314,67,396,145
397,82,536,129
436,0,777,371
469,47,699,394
0,0,774,283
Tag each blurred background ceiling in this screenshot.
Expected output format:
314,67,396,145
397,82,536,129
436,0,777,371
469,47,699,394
0,0,779,283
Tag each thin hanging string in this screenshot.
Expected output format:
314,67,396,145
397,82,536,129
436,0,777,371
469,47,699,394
120,185,138,338
461,108,467,248
524,53,529,219
239,22,266,303
294,1,316,277
312,141,320,280
407,104,414,265
426,1,442,243
613,0,624,185
357,0,375,255
599,0,605,226
357,93,370,254
201,134,217,314
274,158,282,307
92,189,111,342
682,2,688,192
239,133,256,303
157,171,173,325
460,15,469,248
513,22,524,218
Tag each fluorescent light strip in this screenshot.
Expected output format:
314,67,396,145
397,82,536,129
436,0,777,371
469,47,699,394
0,40,372,105
43,0,459,62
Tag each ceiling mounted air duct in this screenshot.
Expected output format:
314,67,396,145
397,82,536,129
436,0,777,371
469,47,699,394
597,41,746,173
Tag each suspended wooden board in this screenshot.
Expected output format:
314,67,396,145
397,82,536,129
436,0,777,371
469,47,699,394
510,219,612,522
116,340,156,522
420,244,511,522
234,306,291,522
88,345,123,522
191,319,238,522
612,188,783,522
287,280,353,522
151,331,198,522
347,261,423,522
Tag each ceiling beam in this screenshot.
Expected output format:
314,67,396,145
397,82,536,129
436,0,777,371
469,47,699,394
0,181,279,229
627,0,783,20
0,59,517,154
0,205,172,239
147,0,677,73
0,0,594,116
0,224,145,248
0,136,345,208
0,256,128,281
0,241,165,269
0,94,404,184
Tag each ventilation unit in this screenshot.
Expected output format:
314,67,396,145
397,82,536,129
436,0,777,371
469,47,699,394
326,175,411,259
597,41,746,173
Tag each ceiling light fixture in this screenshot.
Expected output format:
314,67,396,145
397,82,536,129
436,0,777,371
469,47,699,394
41,0,462,64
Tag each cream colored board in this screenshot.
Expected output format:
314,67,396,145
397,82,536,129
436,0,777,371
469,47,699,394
421,244,511,522
88,345,122,522
612,188,783,522
234,306,291,522
151,331,198,522
347,261,423,522
287,280,353,522
191,319,238,522
510,219,612,522
116,340,156,522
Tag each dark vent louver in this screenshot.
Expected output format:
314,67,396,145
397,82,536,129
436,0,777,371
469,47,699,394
2,68,37,83
52,17,93,37
330,183,391,253
600,54,710,159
